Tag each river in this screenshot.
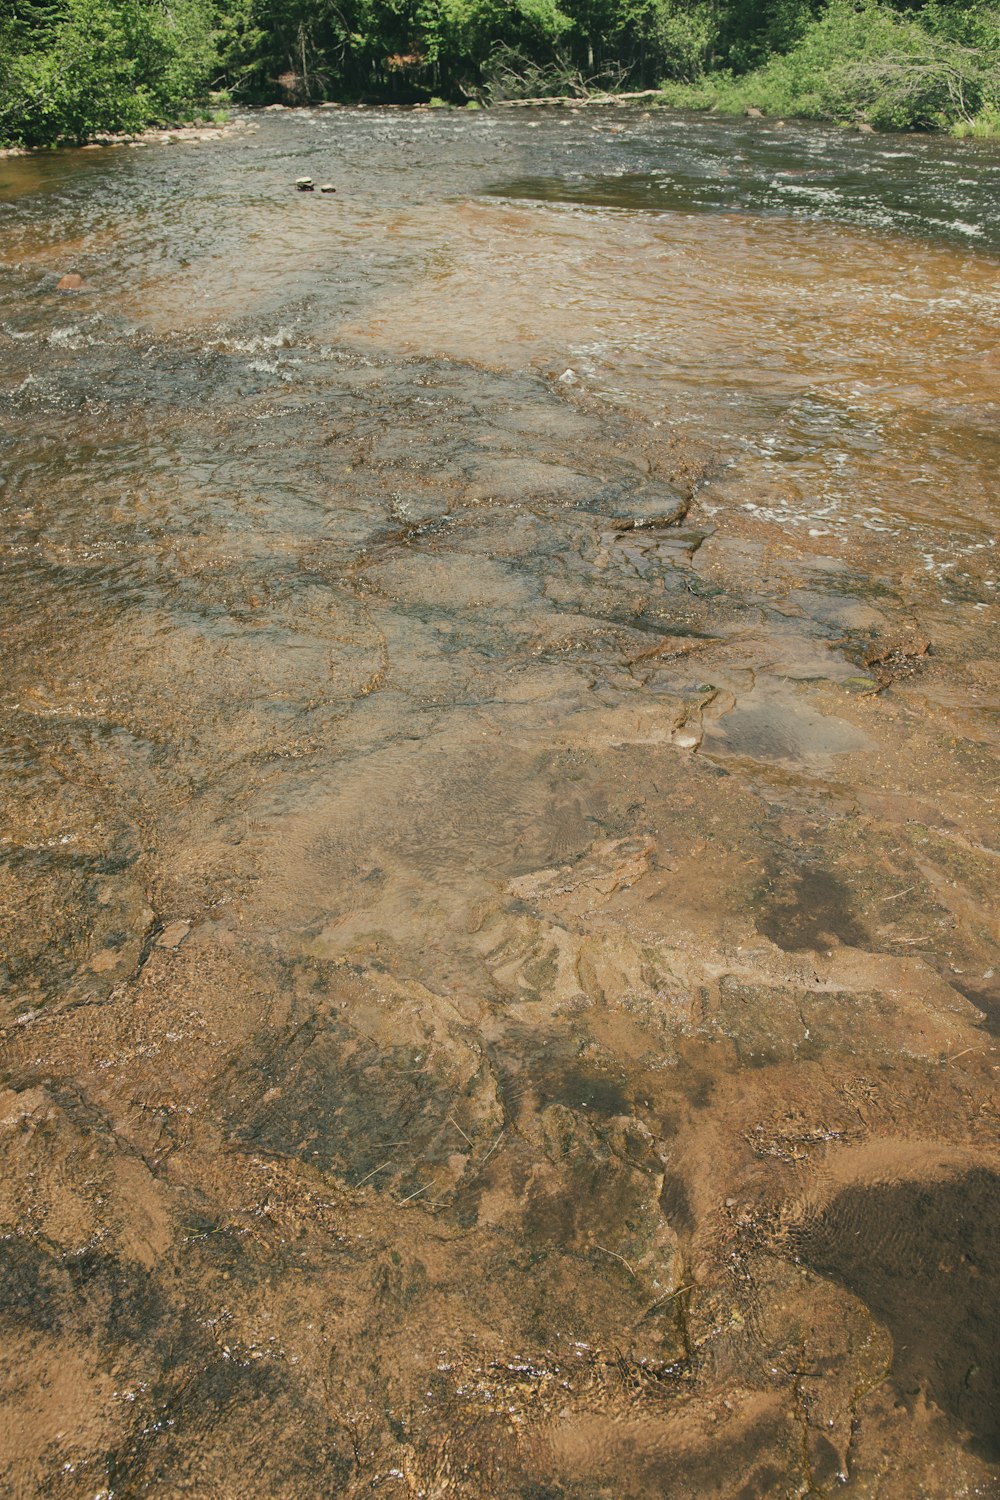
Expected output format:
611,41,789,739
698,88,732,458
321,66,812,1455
1,106,999,1499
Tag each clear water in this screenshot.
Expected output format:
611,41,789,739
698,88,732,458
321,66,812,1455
1,109,999,1499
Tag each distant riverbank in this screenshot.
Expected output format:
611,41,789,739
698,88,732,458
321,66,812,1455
2,0,998,150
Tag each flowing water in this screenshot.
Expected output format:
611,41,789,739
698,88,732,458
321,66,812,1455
1,106,999,1499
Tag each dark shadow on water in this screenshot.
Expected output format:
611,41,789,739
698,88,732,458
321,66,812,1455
659,1171,695,1235
948,975,1000,1038
552,1063,630,1116
488,172,725,216
755,863,868,952
486,142,1000,254
796,1170,1000,1463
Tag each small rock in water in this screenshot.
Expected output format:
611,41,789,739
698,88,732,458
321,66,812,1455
56,273,86,292
319,183,336,193
295,177,314,191
156,919,191,949
672,725,702,751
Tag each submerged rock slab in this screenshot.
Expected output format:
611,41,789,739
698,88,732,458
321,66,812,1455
2,108,1000,1500
583,477,689,528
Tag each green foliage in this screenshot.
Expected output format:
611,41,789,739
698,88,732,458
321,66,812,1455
1,0,216,144
951,100,1000,133
659,0,1000,129
650,1,720,81
716,0,822,71
1,0,998,140
481,44,591,100
428,0,571,96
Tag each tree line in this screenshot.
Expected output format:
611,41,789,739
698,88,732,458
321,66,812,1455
1,0,998,144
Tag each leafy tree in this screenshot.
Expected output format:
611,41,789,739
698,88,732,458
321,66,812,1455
2,0,999,140
661,0,999,129
2,0,216,143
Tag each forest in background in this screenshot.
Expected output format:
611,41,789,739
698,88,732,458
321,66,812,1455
1,0,999,145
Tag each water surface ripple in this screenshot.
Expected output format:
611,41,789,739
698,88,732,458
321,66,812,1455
1,109,999,1499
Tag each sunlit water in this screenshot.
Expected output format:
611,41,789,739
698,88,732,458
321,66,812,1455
1,109,999,1499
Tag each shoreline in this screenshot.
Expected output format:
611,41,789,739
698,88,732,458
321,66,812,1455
0,114,251,159
4,94,996,161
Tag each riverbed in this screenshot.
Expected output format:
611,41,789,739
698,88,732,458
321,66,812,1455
1,106,999,1498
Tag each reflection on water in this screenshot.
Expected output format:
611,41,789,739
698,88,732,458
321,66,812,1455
798,1169,1000,1464
1,108,999,1498
491,114,1000,249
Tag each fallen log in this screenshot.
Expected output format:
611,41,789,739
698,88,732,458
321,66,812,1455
493,89,662,107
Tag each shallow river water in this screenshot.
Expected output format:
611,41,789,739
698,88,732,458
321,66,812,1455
1,106,1000,1499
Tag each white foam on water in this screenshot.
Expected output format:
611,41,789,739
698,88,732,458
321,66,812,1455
774,182,844,202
